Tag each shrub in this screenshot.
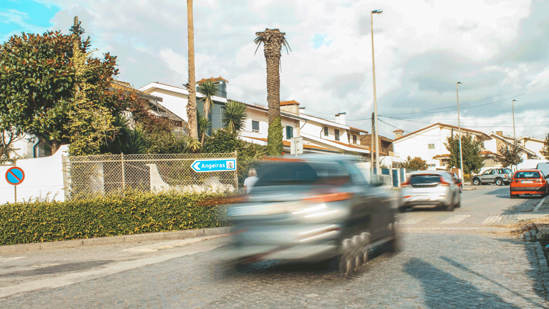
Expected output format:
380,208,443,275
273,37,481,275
0,191,231,246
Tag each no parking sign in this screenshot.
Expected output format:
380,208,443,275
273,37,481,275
5,167,25,185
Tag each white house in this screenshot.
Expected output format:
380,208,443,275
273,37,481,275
485,131,538,161
392,123,492,170
519,136,546,159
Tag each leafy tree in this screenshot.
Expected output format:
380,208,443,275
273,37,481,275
0,127,24,162
197,111,212,146
222,100,247,133
403,156,427,170
541,134,549,160
445,133,484,174
0,30,119,155
254,29,291,156
498,142,524,168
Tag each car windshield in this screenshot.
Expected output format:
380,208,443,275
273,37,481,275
514,171,541,179
410,174,441,184
255,161,350,187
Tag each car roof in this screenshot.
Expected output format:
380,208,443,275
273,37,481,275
408,170,449,176
516,169,541,172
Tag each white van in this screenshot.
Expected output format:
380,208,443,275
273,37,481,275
536,162,549,176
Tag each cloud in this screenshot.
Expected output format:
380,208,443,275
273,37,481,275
6,0,547,137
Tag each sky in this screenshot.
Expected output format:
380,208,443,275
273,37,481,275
1,0,549,139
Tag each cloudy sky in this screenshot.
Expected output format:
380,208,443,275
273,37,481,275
2,0,549,139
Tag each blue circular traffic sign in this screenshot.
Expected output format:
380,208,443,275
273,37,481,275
5,167,25,185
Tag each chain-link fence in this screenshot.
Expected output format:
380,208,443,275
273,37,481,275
62,152,238,200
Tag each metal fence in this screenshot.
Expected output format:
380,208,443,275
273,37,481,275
62,152,238,200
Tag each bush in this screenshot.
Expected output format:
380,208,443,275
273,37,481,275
0,191,231,246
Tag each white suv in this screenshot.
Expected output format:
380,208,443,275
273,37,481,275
471,168,512,186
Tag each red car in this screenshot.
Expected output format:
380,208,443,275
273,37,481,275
509,169,549,199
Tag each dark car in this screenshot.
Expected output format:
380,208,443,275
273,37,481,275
226,155,397,276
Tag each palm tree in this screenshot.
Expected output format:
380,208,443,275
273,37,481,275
186,0,198,140
197,111,212,146
254,28,291,155
197,80,218,116
222,100,247,133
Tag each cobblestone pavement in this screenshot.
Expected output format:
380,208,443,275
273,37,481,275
0,187,548,308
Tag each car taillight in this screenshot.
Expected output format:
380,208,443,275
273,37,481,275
303,192,352,203
439,177,451,186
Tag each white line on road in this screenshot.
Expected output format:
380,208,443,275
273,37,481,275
441,215,470,224
534,197,547,212
483,216,503,224
399,217,424,225
0,257,25,263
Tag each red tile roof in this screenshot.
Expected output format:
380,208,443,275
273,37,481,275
280,100,300,106
197,76,229,84
394,123,491,141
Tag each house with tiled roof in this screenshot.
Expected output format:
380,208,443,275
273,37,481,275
484,131,538,160
392,123,492,170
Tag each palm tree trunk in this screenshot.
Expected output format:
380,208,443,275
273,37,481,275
186,0,198,140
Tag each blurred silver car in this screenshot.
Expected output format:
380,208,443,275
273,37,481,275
226,155,397,275
399,171,461,212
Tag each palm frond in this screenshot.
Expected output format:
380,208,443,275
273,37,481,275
197,81,218,116
222,101,247,133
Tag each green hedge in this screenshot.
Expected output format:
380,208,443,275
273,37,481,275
0,192,231,246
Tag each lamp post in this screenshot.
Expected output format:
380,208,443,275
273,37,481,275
512,99,517,142
371,9,382,175
456,82,464,180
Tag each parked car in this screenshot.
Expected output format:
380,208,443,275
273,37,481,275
536,162,549,177
471,168,513,186
451,172,463,193
399,171,461,212
226,155,397,276
509,169,549,198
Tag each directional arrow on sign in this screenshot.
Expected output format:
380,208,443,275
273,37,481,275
192,161,201,171
191,159,237,173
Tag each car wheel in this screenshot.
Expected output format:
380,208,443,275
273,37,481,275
455,197,461,208
398,206,407,213
446,202,455,211
460,186,463,193
339,239,356,276
510,193,516,199
496,178,503,186
473,178,480,186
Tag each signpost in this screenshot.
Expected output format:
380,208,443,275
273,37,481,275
290,137,303,156
191,159,237,173
5,166,25,203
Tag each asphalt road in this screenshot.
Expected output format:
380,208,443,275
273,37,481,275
0,186,548,308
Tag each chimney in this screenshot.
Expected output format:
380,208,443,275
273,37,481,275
393,129,404,139
496,131,503,137
280,100,300,115
335,112,346,125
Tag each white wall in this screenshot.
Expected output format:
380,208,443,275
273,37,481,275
524,140,544,158
146,88,189,122
0,145,68,204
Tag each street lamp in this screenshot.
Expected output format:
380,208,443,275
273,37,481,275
456,82,464,180
512,99,517,142
371,9,382,175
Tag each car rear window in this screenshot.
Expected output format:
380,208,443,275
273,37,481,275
255,161,350,187
410,174,441,185
514,171,541,179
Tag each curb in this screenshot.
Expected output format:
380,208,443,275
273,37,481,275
0,227,232,255
534,242,549,301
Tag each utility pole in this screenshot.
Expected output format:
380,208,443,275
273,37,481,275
512,99,517,171
456,82,464,180
371,9,383,175
371,112,375,177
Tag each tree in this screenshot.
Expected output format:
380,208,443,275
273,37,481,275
541,134,549,160
498,142,524,168
254,28,291,156
222,100,247,133
444,133,484,174
197,111,211,146
0,127,24,162
186,0,198,140
0,30,119,155
197,81,218,143
403,156,427,170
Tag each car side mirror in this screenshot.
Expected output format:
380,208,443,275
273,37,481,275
546,175,549,179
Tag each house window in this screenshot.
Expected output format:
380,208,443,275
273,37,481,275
286,126,293,139
324,126,329,136
428,143,435,149
353,135,357,144
252,120,260,132
428,164,436,168
335,129,340,141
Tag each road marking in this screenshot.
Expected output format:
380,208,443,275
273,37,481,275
399,217,424,225
441,215,470,224
0,257,25,263
483,216,503,224
534,197,547,212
